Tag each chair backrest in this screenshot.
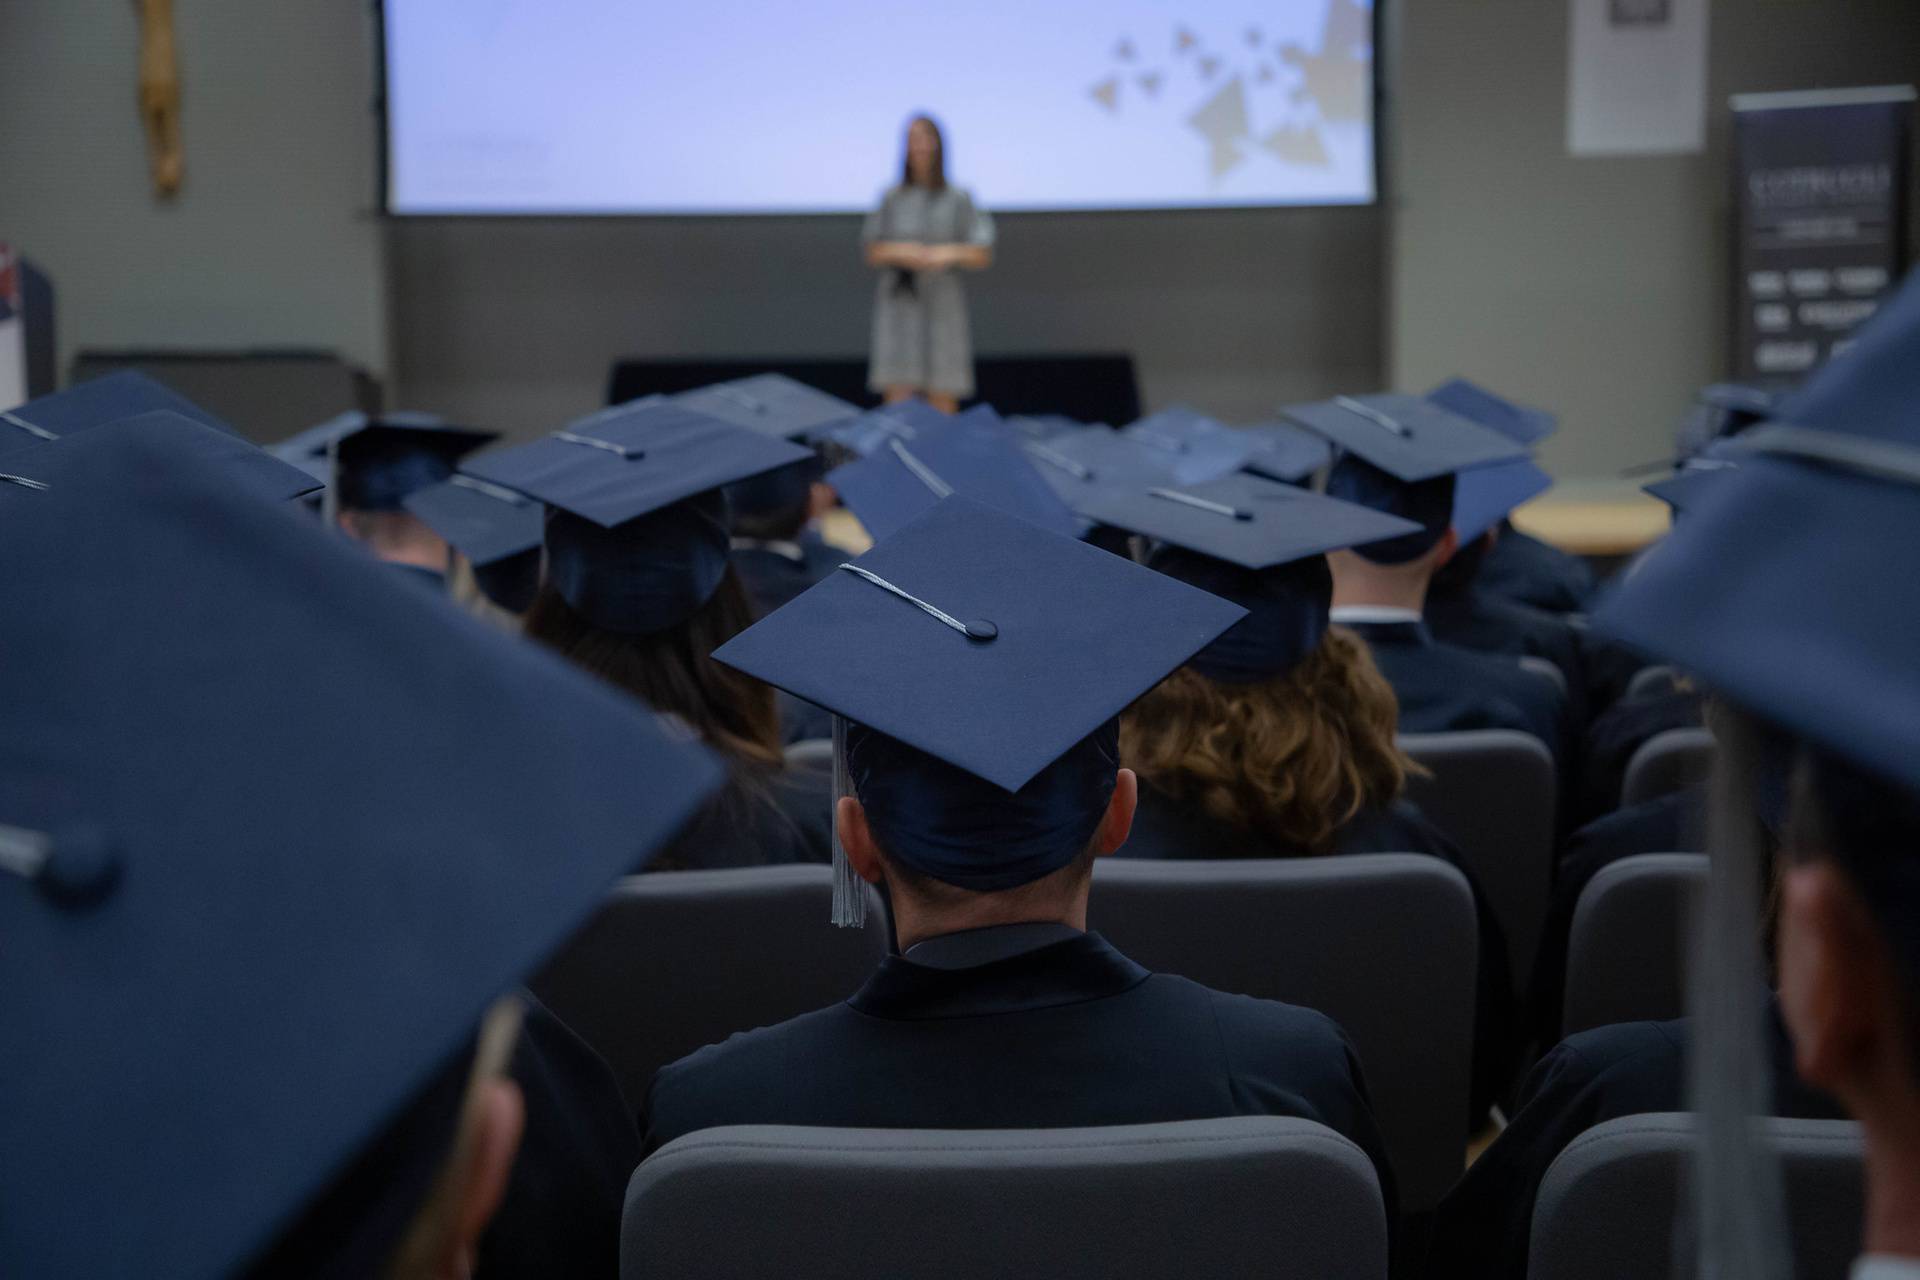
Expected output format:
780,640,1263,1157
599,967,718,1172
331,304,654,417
1088,855,1474,1210
1620,725,1716,808
1398,728,1557,991
784,738,834,773
1563,854,1707,1037
624,1117,1388,1280
531,866,887,1108
1624,663,1684,703
1518,653,1569,698
1529,1113,1864,1280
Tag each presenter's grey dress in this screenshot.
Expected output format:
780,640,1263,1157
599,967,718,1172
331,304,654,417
862,185,996,398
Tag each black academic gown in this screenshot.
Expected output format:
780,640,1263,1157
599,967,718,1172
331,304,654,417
477,994,639,1279
1473,522,1595,615
1120,789,1519,1125
1525,786,1707,1045
642,929,1398,1222
1342,620,1574,780
651,760,833,871
733,532,843,618
1424,586,1590,730
1578,684,1706,823
1423,1004,1843,1280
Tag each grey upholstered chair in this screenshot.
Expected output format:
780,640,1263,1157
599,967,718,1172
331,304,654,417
1562,853,1707,1036
1530,1113,1864,1280
624,1117,1389,1280
1088,854,1475,1211
1398,728,1557,991
1620,725,1716,808
532,866,887,1107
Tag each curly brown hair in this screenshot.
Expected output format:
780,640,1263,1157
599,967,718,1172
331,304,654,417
1120,626,1419,855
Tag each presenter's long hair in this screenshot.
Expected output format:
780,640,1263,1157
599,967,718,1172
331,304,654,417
901,114,947,191
1121,627,1416,854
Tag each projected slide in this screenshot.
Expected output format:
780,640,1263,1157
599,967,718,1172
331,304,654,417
384,0,1374,214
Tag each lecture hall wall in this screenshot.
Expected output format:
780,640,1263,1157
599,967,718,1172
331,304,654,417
1,1,1915,478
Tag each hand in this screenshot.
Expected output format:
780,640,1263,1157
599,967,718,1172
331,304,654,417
917,244,954,273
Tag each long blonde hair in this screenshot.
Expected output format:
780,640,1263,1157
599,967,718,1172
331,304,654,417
1121,626,1417,854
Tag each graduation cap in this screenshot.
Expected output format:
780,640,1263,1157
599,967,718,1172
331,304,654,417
1121,406,1262,484
1,369,240,454
1239,420,1335,483
464,399,812,632
1450,458,1554,545
827,414,1081,542
0,425,721,1277
812,400,952,457
2,410,320,505
1075,471,1419,571
1424,377,1558,447
1635,454,1743,514
674,374,859,441
1283,392,1528,482
1417,380,1557,544
1077,474,1419,685
713,496,1244,908
1004,412,1090,442
1595,271,1920,796
1595,280,1920,1258
402,475,546,613
1016,424,1180,509
275,411,498,513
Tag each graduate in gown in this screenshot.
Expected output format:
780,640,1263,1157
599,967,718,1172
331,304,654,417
0,425,720,1277
467,399,835,871
646,497,1397,1225
276,410,497,589
1591,274,1920,1278
1073,472,1519,1119
1282,393,1574,772
1424,1006,1842,1280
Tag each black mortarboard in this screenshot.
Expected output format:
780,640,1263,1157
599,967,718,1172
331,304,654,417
0,370,239,450
674,374,859,441
464,400,811,632
402,475,547,612
1284,392,1528,482
0,426,721,1277
713,497,1243,893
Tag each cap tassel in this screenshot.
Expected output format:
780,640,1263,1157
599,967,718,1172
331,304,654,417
829,716,868,928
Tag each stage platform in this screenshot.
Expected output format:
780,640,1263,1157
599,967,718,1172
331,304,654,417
1512,478,1671,564
607,354,1142,428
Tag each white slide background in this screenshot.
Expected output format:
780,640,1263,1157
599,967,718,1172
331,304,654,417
384,0,1374,214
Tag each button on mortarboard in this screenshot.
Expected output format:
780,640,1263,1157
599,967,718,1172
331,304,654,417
712,495,1246,792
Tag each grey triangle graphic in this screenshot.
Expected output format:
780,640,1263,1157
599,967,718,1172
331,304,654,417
1261,122,1332,167
1090,78,1121,112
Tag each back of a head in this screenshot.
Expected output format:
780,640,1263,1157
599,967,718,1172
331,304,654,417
1325,455,1457,567
524,563,781,770
846,718,1119,900
1790,748,1920,1081
1123,628,1410,854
